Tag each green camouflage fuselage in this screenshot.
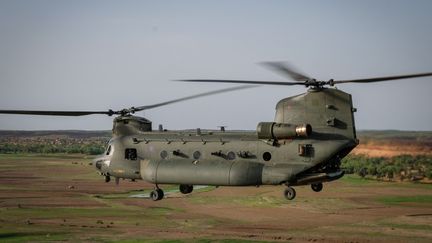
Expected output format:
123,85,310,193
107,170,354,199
95,88,358,187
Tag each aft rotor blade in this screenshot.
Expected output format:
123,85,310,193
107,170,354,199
0,110,112,116
333,72,432,84
134,85,257,111
260,61,311,81
177,79,305,86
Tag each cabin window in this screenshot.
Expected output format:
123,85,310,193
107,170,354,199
193,151,201,160
160,150,168,159
227,151,236,160
263,152,272,161
125,148,137,160
105,145,112,156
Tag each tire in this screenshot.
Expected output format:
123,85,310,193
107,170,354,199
179,184,193,194
156,189,164,200
311,183,323,192
150,189,164,201
284,187,296,200
150,190,159,201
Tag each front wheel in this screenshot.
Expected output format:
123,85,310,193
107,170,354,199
150,188,164,201
283,187,296,200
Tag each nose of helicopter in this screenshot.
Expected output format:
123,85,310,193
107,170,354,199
93,156,105,172
93,155,113,183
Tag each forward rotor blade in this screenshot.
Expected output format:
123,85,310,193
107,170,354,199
0,110,111,116
0,86,257,117
333,72,432,84
260,61,311,81
134,85,257,111
177,79,305,86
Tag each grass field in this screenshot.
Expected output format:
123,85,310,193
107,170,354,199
1,154,432,242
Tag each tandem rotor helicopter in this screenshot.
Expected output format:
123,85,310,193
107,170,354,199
1,62,431,201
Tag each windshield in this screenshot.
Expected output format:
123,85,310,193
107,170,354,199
105,145,113,156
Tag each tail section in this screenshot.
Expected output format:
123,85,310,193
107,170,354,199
274,88,357,141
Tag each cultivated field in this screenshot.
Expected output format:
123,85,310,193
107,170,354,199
0,154,431,243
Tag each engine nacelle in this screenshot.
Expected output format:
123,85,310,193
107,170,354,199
257,122,312,140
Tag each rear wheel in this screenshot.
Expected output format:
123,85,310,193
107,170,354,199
179,184,193,194
311,183,323,192
284,187,296,200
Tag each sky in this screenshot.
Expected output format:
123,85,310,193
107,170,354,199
0,0,432,131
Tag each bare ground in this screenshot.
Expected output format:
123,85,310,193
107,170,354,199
0,155,431,242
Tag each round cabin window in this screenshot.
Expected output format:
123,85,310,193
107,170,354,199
227,151,236,160
193,151,201,160
263,152,272,161
160,150,168,159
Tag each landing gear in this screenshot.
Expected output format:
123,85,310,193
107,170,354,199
105,175,110,183
311,183,323,192
179,184,193,194
150,188,164,201
283,186,296,200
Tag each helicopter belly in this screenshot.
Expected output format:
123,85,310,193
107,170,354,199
141,159,265,186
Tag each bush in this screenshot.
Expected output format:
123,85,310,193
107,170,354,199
341,154,432,181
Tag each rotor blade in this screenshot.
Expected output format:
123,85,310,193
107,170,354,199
177,79,305,86
0,110,112,116
260,61,311,81
333,72,432,84
134,85,257,112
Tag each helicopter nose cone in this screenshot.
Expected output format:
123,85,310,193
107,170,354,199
93,156,105,172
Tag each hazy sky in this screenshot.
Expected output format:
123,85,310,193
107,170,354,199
1,0,432,131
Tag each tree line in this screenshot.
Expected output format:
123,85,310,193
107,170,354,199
341,154,432,181
0,142,105,155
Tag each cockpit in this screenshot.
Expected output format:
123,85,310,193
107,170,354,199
93,138,141,183
94,142,114,172
105,143,114,156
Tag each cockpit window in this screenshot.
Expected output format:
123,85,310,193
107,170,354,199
106,145,112,155
125,148,137,160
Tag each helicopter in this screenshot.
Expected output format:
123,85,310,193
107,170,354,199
1,62,431,201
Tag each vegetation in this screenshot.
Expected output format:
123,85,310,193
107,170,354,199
377,195,432,205
341,154,432,181
0,142,106,155
0,130,109,155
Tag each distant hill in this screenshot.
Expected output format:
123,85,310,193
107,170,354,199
357,130,432,140
355,130,432,157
